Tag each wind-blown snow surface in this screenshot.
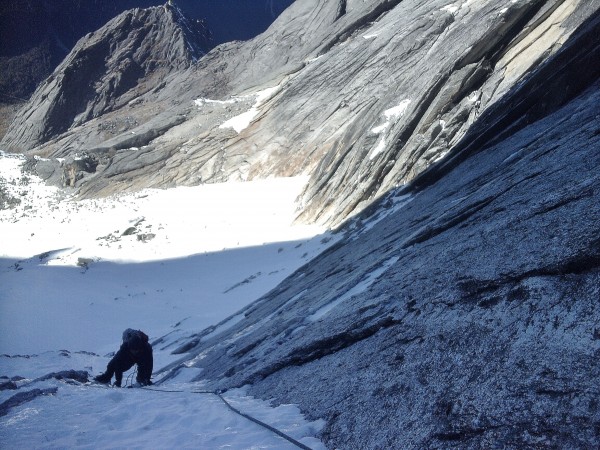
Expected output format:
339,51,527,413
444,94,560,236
0,151,331,449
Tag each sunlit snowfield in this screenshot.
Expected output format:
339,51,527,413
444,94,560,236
0,151,332,449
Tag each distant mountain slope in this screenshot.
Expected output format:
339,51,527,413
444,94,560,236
0,0,293,104
0,0,293,138
3,0,597,228
2,4,210,152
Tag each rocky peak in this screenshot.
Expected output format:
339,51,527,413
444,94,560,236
1,3,209,152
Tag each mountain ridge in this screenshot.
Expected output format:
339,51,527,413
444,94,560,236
2,4,209,153
1,2,599,447
3,0,597,227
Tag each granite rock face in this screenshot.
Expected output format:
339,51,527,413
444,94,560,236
2,1,600,448
3,0,598,226
166,76,600,449
157,9,600,449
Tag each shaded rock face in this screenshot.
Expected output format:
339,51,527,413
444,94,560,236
1,1,599,448
158,11,600,449
172,86,599,449
0,0,292,140
1,3,209,152
0,0,127,104
0,0,292,105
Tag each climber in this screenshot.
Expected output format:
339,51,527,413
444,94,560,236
94,328,153,387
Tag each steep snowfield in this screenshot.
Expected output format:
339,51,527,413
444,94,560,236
0,151,331,449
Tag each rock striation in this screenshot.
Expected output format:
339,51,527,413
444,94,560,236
160,16,600,446
3,0,598,226
2,1,600,447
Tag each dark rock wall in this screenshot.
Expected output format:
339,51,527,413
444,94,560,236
160,12,600,448
175,79,600,450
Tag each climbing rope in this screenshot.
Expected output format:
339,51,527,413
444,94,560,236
84,368,313,449
0,92,28,102
124,367,137,388
141,386,314,450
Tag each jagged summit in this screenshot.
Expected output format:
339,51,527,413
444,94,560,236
163,1,210,59
1,3,209,152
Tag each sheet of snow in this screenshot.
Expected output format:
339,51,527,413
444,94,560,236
218,86,280,133
442,4,460,14
369,99,411,159
0,168,320,262
0,366,325,450
0,151,333,449
0,152,335,356
194,97,238,106
369,138,387,160
383,100,412,120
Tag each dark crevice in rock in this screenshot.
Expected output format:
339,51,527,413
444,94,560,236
92,114,187,154
535,388,579,397
334,0,347,21
529,184,595,217
406,169,542,247
317,0,404,57
412,8,600,194
232,336,269,359
494,0,568,66
402,195,496,248
353,1,550,215
242,316,405,384
0,387,58,417
457,252,600,307
454,0,548,70
357,69,455,208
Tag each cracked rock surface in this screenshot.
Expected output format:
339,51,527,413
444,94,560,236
3,0,598,226
164,37,600,449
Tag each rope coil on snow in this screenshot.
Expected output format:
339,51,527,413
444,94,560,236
81,373,312,449
212,391,313,450
141,386,313,450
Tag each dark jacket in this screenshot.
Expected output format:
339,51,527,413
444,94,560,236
100,330,153,386
107,340,153,386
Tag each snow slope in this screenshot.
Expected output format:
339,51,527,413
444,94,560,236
0,151,332,449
